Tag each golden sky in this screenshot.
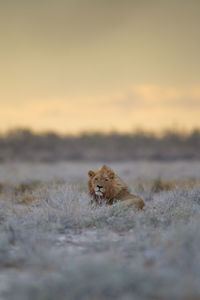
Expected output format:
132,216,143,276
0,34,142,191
0,0,200,133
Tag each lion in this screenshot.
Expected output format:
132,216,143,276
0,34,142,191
88,165,145,210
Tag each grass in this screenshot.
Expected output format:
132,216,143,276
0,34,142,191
0,161,200,299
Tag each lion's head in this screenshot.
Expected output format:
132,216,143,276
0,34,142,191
88,165,116,201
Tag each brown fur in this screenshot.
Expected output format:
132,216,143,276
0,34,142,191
88,165,145,210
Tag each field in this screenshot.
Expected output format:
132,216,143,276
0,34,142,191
0,161,200,300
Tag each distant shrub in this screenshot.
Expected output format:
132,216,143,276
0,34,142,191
0,128,200,161
151,178,176,193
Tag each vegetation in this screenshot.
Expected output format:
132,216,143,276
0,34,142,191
0,161,200,299
0,128,200,161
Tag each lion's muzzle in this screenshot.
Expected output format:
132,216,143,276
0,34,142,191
95,185,104,196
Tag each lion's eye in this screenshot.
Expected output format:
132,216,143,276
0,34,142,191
94,178,98,181
105,178,109,181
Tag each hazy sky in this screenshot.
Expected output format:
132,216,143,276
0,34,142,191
0,0,200,133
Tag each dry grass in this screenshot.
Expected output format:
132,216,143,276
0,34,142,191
148,178,200,193
0,161,200,300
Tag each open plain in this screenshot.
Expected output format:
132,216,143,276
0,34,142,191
0,161,200,300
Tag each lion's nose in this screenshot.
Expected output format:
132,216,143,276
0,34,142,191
97,185,103,189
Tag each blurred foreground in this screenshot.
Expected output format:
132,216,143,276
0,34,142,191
0,161,200,299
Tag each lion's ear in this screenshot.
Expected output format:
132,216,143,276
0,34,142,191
108,171,115,179
88,170,95,178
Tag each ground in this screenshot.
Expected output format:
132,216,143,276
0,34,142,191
0,161,200,300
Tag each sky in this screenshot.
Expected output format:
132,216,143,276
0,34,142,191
0,0,200,134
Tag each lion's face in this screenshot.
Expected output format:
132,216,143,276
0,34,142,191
88,166,115,199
